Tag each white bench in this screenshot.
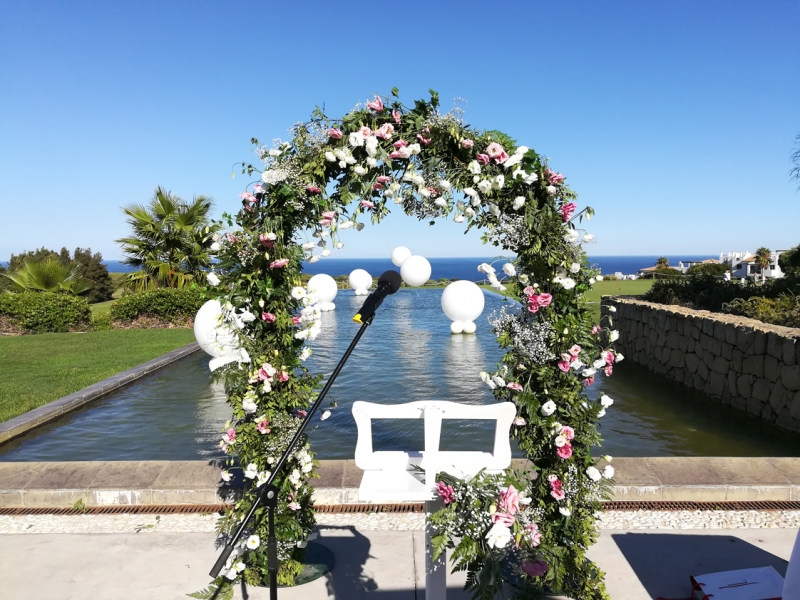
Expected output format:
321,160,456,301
351,400,516,599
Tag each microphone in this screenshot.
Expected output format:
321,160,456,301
353,270,402,324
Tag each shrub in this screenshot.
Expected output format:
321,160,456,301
722,295,800,328
0,291,91,333
686,262,729,277
109,287,206,325
91,312,112,331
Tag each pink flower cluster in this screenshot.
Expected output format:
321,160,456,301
270,258,289,269
319,211,336,227
548,474,565,500
561,202,577,222
306,185,321,194
375,123,394,140
603,350,614,376
436,481,455,505
257,419,270,434
485,142,509,164
491,484,520,527
557,344,581,373
507,382,523,392
259,232,276,248
223,428,236,443
548,169,565,185
262,312,275,323
524,286,552,313
366,96,383,112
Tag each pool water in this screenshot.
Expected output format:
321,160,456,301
1,289,798,461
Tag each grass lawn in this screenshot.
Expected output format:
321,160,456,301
89,299,117,315
585,279,653,321
0,329,195,423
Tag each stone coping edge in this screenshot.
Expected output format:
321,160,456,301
3,457,800,507
0,342,201,446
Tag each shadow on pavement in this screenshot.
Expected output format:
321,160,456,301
612,533,789,599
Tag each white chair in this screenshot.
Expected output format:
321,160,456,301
352,400,516,599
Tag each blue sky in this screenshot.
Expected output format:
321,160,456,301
1,0,798,261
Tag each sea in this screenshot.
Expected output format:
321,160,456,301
1,255,714,278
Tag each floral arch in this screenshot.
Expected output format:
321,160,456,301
203,89,619,600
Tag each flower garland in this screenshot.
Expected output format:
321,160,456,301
195,89,620,600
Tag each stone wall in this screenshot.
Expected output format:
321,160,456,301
601,297,800,433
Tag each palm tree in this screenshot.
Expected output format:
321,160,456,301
655,257,670,269
1,259,92,295
754,247,771,283
116,187,220,291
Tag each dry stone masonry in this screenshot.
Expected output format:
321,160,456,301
602,297,800,433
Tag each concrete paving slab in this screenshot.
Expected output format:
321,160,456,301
24,461,106,489
1,528,797,599
89,461,168,489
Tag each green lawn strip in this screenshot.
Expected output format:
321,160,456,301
0,329,195,423
89,299,117,315
584,279,654,322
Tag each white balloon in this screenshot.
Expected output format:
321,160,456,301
307,273,338,307
348,269,372,296
194,300,240,358
391,246,412,267
400,255,432,287
441,281,485,334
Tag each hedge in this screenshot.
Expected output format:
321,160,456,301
110,288,206,323
0,291,92,333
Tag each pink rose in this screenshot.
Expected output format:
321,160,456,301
375,123,394,139
269,258,289,268
537,293,552,307
278,371,289,382
372,183,383,191
436,481,455,505
498,485,520,515
548,169,565,185
257,419,270,434
557,443,573,459
604,350,615,365
359,126,373,137
366,96,384,112
388,151,404,159
550,488,565,501
507,382,523,392
592,325,601,335
560,426,575,441
293,408,308,418
322,211,336,220
259,233,276,248
223,428,236,443
262,312,275,323
417,133,431,146
461,139,474,149
288,501,301,511
292,316,301,325
306,185,321,194
526,524,542,547
522,561,549,578
523,286,535,296
486,142,505,158
319,218,333,226
239,192,257,204
328,128,343,139
568,345,582,357
513,416,527,426
491,511,516,526
548,474,560,485
258,367,273,382
561,202,577,222
583,376,595,386
393,139,408,148
392,109,402,124
494,150,509,163
377,175,392,184
604,366,613,376
557,360,571,373
476,153,490,165
361,200,375,209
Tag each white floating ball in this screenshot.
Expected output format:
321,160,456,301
450,321,464,334
400,255,432,287
194,300,240,358
462,321,477,334
307,273,338,305
391,246,412,267
348,269,372,296
441,281,485,323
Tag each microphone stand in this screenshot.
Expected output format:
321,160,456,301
209,312,376,599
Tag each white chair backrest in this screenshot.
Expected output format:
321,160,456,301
352,400,516,487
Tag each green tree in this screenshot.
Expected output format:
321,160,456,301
72,248,114,303
1,259,91,295
686,262,729,277
655,256,670,269
779,246,800,277
0,264,11,292
9,247,70,272
116,187,220,290
754,247,771,283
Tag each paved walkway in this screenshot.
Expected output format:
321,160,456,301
0,526,795,599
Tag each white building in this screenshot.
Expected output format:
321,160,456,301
719,251,788,280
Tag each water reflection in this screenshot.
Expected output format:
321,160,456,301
1,289,798,461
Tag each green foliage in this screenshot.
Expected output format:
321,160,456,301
116,186,221,291
91,311,112,331
187,581,233,600
0,291,91,333
0,265,11,292
109,288,206,323
73,248,114,303
722,295,800,328
655,256,670,269
779,246,800,277
9,247,70,272
686,262,728,277
2,259,92,295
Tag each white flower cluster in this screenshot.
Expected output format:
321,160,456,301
291,286,322,341
489,306,556,364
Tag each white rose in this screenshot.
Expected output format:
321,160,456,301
485,522,512,549
336,242,343,249
515,145,529,155
243,463,258,479
477,180,492,194
570,263,580,274
603,465,615,479
489,203,500,217
468,160,481,174
492,175,504,189
412,174,425,186
546,185,557,195
492,375,506,387
502,263,516,277
512,196,525,210
438,179,451,191
554,435,567,448
609,330,620,342
463,187,478,198
353,165,367,176
366,157,378,167
465,207,475,217
592,359,606,369
291,286,306,299
349,132,365,147
224,568,237,581
477,263,496,274
365,136,378,156
434,198,447,207
419,188,431,198
321,249,331,257
324,151,336,162
299,347,312,361
242,397,258,414
207,272,220,287
598,408,606,418
583,234,595,242
502,153,522,169
585,466,602,482
581,368,597,378
408,143,421,155
559,507,572,517
599,394,614,408
608,306,617,313
210,242,221,252
540,400,557,417
615,353,625,363
454,214,464,223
